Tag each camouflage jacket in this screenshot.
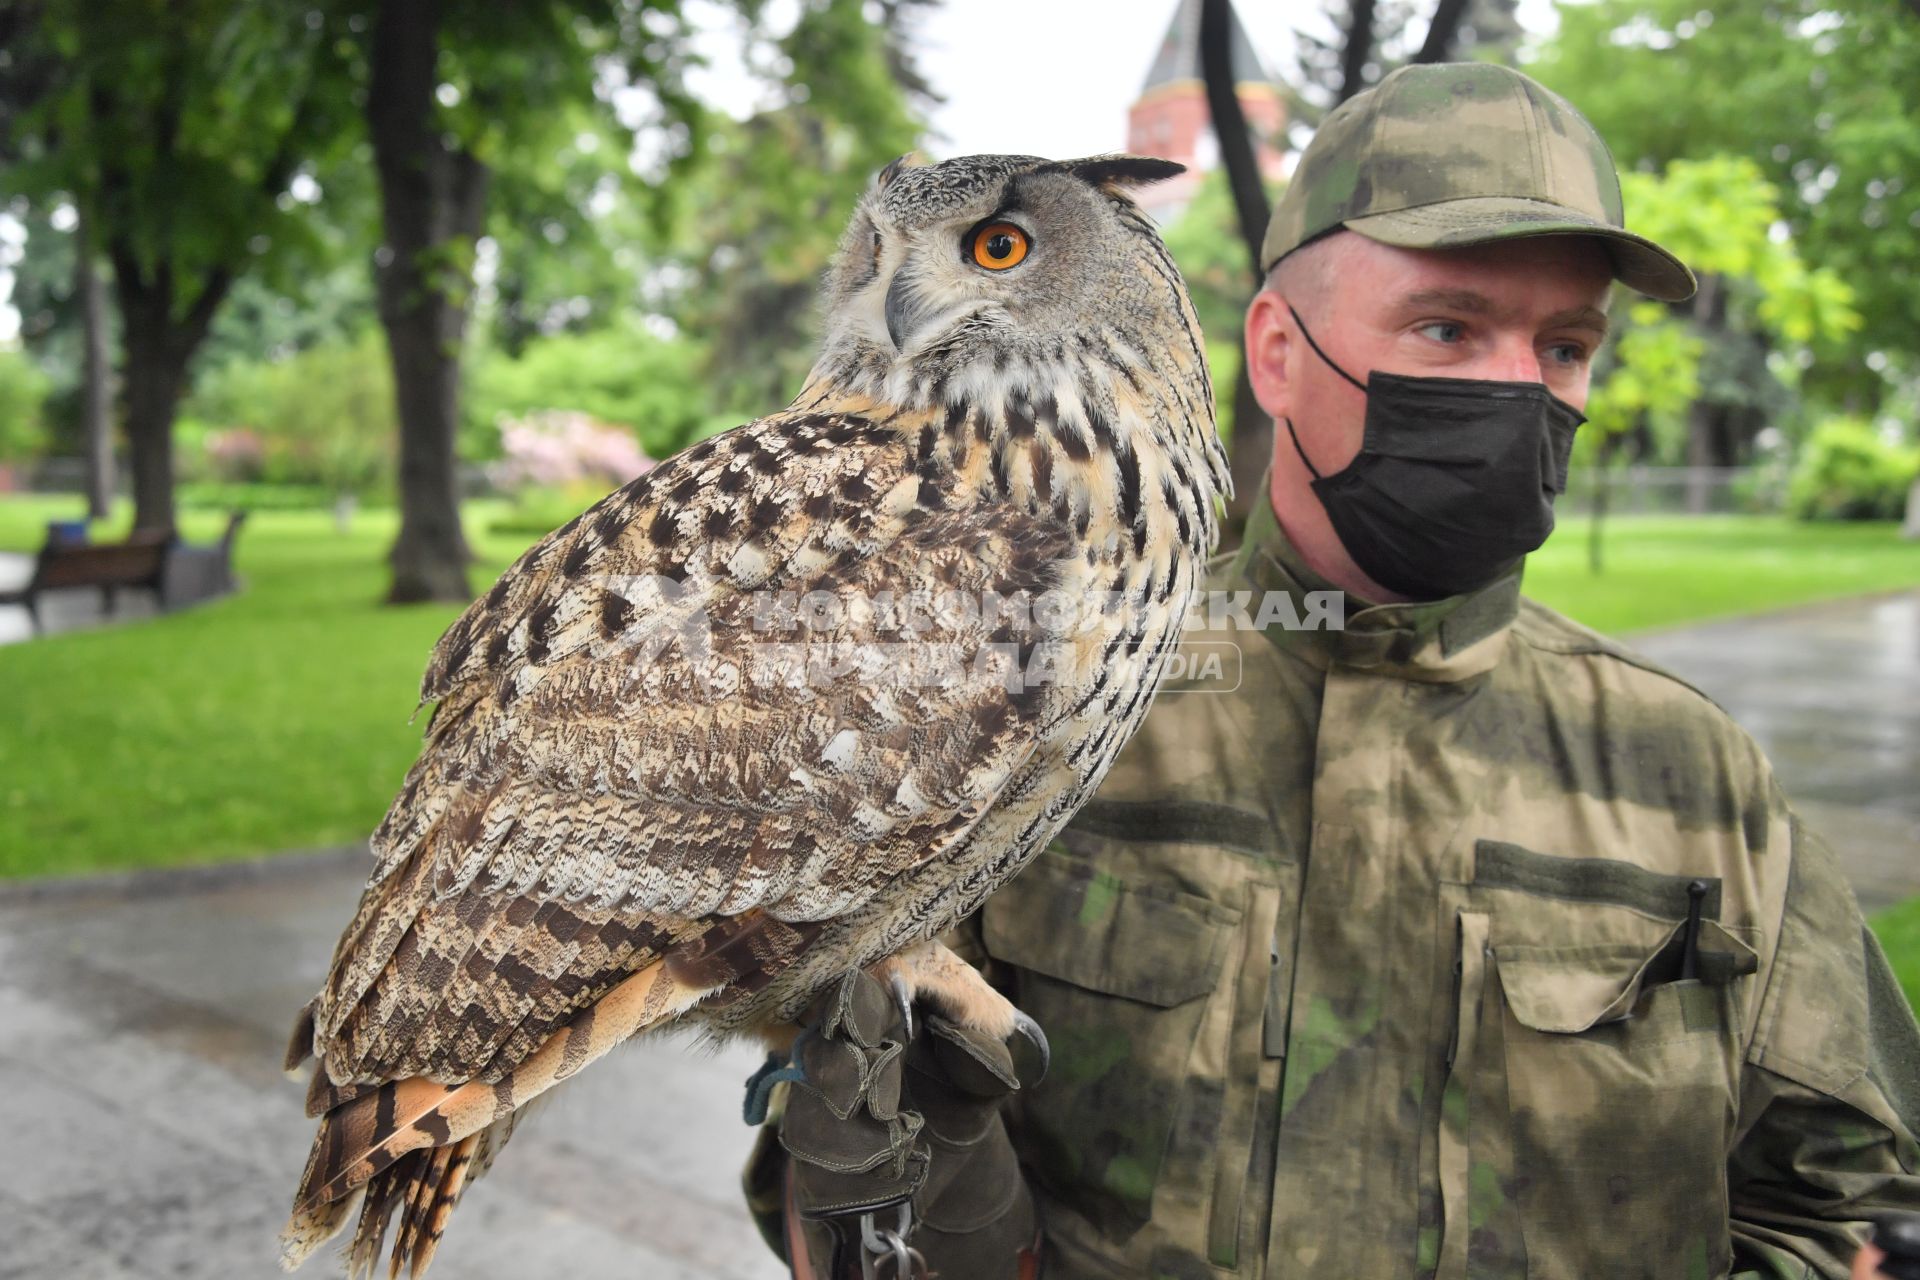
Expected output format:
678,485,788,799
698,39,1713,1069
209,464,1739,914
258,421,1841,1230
744,488,1920,1278
967,489,1920,1280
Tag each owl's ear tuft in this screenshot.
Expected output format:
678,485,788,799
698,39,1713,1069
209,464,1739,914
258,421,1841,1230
876,153,922,189
1063,155,1186,190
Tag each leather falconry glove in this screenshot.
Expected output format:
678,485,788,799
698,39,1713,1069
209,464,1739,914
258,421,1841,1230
749,969,1044,1280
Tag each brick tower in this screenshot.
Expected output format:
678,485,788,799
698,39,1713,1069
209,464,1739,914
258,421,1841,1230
1126,0,1286,222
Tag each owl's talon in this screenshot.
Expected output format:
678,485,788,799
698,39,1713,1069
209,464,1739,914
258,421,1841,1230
889,971,915,1041
1011,1008,1050,1083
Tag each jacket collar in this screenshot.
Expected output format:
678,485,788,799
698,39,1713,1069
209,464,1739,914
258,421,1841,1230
1226,477,1521,683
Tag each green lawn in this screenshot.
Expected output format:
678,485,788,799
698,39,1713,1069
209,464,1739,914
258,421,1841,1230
2,500,1917,877
0,495,532,878
2,497,1918,1005
1876,896,1920,1014
1527,514,1920,635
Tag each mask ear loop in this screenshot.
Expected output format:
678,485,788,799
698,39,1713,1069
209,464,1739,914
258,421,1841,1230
1283,418,1324,482
1279,303,1367,483
1286,304,1368,392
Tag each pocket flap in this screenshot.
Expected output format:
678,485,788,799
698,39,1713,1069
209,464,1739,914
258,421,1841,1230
983,850,1240,1007
1496,919,1758,1034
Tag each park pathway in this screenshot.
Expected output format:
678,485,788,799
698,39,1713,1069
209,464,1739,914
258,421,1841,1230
1635,587,1920,913
0,851,787,1280
0,587,1915,1279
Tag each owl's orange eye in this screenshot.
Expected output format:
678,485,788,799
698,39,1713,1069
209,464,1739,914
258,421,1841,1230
969,222,1030,270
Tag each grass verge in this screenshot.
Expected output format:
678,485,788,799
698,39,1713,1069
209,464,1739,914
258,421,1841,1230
0,496,530,878
1872,897,1920,1013
1527,514,1920,634
2,499,1918,885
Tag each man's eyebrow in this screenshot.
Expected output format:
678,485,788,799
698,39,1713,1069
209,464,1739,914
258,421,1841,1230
1543,304,1611,338
1397,289,1612,339
1398,287,1496,315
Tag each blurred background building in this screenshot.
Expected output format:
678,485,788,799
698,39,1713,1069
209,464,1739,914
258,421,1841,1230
1125,0,1288,222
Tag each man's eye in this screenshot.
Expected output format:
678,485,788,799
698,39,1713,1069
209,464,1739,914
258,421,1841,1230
1545,342,1589,366
1416,321,1465,344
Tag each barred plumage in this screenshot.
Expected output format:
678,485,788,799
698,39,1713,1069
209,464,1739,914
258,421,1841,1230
282,152,1229,1276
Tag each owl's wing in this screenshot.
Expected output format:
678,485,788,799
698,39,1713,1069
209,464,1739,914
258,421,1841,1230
306,407,1079,1086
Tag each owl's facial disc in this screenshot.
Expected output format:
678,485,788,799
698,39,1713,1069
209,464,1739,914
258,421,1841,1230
814,153,1189,396
884,217,1033,351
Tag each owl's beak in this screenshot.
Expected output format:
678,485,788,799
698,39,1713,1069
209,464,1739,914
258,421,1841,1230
883,272,930,353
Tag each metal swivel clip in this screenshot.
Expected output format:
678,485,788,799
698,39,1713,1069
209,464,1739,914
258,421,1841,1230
859,1204,929,1280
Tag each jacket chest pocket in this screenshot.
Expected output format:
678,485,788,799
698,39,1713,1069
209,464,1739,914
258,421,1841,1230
981,847,1246,1246
1438,891,1759,1280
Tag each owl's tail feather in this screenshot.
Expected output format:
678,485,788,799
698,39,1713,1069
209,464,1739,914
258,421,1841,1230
336,1131,476,1280
279,955,711,1274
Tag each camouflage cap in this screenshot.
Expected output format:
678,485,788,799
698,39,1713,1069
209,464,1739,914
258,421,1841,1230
1262,62,1696,301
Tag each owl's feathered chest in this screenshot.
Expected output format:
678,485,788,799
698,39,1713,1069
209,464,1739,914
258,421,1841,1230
690,384,1218,1031
352,370,1224,1048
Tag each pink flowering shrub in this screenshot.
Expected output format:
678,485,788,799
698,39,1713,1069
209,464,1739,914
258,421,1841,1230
204,427,268,481
490,411,654,494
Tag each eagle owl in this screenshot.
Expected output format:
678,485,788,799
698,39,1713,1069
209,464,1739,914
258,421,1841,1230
282,152,1230,1276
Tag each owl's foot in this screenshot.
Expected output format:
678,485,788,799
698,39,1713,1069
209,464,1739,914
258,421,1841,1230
870,939,1049,1076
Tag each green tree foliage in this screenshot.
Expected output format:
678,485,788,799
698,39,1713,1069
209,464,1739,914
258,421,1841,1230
0,348,51,462
1581,301,1706,459
1160,169,1277,435
464,322,713,462
406,0,704,366
181,328,395,500
0,0,359,530
1529,0,1920,414
657,1,926,418
482,106,646,357
4,203,86,449
1576,156,1859,568
1787,417,1920,521
1582,156,1859,460
198,262,378,371
1161,171,1267,346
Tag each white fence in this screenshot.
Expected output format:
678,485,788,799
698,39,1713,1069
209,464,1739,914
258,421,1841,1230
1564,465,1786,516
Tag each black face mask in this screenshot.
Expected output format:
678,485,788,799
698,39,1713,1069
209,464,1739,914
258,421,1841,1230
1282,305,1584,602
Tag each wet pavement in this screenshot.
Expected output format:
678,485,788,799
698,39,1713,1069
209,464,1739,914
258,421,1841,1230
0,855,785,1280
1635,588,1920,913
0,588,1915,1279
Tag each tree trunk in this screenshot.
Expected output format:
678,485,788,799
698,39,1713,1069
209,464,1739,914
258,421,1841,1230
107,256,226,535
369,0,484,604
1199,0,1272,276
75,216,116,521
120,329,185,534
1683,274,1725,515
1338,0,1379,104
1200,0,1276,545
1225,361,1271,539
1588,428,1624,575
1413,0,1474,63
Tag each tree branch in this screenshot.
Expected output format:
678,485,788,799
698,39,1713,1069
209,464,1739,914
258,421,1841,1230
1338,0,1377,104
1414,0,1474,64
1199,0,1271,285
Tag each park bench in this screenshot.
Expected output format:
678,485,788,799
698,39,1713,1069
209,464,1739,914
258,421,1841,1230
0,511,248,635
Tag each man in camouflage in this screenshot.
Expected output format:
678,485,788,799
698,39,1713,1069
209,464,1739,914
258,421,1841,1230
747,63,1920,1278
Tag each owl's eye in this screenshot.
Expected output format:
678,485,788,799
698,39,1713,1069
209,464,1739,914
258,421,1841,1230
968,221,1031,270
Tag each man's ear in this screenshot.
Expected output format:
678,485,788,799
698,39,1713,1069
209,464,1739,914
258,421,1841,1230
1244,289,1294,422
